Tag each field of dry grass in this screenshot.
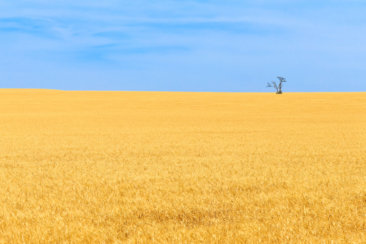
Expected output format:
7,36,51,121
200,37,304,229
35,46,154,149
0,89,365,243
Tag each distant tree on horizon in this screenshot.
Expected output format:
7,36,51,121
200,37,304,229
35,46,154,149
267,76,287,94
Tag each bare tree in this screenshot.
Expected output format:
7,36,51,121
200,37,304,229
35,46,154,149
267,76,287,94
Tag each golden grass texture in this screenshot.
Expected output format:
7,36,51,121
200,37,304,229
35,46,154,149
0,89,365,243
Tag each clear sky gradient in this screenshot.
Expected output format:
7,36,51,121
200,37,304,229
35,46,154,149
1,0,365,92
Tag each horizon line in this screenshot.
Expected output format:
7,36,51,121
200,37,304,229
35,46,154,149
0,88,365,93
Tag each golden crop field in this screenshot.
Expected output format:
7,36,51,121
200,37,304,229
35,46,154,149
0,89,365,243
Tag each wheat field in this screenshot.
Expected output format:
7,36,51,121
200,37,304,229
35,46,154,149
0,89,365,243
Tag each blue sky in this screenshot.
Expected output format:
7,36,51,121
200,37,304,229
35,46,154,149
0,0,365,92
